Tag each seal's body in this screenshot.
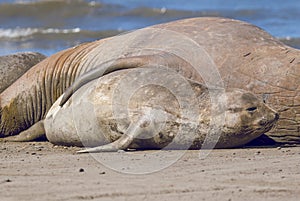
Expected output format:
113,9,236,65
45,69,278,152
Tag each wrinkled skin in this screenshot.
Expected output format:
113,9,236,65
0,42,102,137
44,69,278,152
0,17,298,144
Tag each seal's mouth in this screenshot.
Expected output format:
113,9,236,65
275,113,280,120
273,113,280,123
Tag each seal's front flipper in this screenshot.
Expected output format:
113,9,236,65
77,133,134,153
59,52,185,107
77,118,143,153
60,55,153,107
0,120,45,142
77,108,166,153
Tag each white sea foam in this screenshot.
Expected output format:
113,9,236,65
0,27,81,39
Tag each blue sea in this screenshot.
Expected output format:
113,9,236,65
0,0,299,56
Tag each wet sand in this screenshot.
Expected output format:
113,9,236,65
1,142,300,201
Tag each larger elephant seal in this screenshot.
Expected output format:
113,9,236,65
61,17,300,144
0,52,46,93
44,68,278,152
0,17,299,144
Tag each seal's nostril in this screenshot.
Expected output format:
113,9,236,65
259,118,267,126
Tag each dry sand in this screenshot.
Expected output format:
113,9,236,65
1,141,300,201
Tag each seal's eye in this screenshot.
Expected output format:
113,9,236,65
246,107,257,112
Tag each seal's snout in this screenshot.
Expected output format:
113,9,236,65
267,106,280,123
256,105,279,132
259,118,268,126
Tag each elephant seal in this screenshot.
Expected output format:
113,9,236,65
0,52,46,93
43,68,278,152
60,17,300,144
0,17,298,144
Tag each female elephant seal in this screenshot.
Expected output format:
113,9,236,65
0,17,298,145
43,68,278,152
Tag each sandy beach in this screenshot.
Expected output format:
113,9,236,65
1,141,300,201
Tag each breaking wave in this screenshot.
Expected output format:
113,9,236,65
0,27,81,39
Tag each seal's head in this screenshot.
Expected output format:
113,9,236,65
214,89,279,148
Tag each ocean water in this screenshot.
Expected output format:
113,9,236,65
0,0,299,56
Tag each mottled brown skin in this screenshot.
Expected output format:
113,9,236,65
0,52,46,93
0,17,299,144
